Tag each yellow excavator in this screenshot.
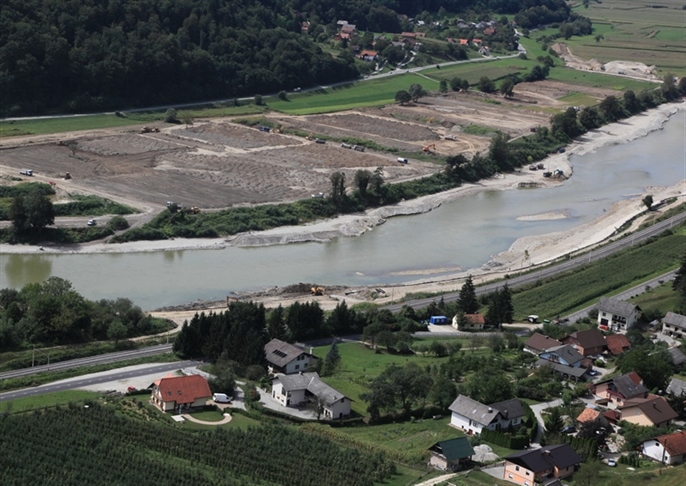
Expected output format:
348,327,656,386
311,286,325,296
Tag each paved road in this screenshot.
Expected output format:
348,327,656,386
382,212,686,313
530,398,563,445
0,360,198,402
0,344,173,381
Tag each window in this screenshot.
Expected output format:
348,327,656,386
515,466,520,471
295,364,300,370
525,471,530,476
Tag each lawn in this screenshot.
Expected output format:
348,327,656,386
629,281,681,316
181,411,261,430
313,342,454,415
0,390,101,413
547,66,656,91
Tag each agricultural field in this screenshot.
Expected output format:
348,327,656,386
560,0,686,76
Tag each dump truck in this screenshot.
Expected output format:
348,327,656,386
352,145,365,152
311,286,325,296
20,169,33,176
341,143,352,149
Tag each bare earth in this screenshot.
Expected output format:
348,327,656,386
1,94,684,312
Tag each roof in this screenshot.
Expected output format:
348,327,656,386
359,50,378,57
576,408,601,423
274,372,348,405
653,430,686,456
155,375,211,404
428,437,475,461
490,398,526,420
620,396,678,425
598,297,639,318
666,377,686,396
524,333,562,352
610,373,649,399
448,395,500,426
465,313,485,325
536,359,588,378
543,344,584,365
667,347,686,366
265,339,309,368
565,329,607,350
504,444,583,473
664,312,686,330
605,334,631,355
603,410,621,423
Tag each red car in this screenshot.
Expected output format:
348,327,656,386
127,386,137,393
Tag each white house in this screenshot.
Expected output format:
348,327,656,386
641,430,686,465
596,297,641,333
661,312,686,339
264,339,317,375
271,372,351,419
448,395,525,434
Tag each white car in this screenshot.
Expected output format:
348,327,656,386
606,459,616,467
87,219,97,227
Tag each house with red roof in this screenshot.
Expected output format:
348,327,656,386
605,334,631,356
358,50,378,61
641,430,686,465
151,374,212,413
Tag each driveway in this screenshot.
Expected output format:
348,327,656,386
529,398,563,446
256,386,317,420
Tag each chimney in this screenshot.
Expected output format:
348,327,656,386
488,407,493,413
309,346,314,354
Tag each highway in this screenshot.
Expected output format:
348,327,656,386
0,360,199,402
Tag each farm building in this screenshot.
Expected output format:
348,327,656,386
428,437,474,471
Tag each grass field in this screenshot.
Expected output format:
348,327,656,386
547,66,657,91
312,343,451,415
0,390,100,413
0,104,265,138
181,410,261,430
269,74,440,115
629,280,681,315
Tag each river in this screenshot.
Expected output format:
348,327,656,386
2,115,684,310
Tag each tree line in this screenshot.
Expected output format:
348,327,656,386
0,277,166,351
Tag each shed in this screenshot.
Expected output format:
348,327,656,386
428,437,475,471
430,315,449,325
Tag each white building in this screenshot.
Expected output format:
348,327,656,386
662,312,686,339
265,339,317,375
448,395,525,434
641,430,686,465
271,372,351,420
597,297,641,333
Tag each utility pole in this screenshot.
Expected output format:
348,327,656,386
32,345,35,368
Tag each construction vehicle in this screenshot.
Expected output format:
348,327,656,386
311,286,325,296
257,126,271,132
141,127,160,133
341,143,352,149
397,157,408,164
189,207,201,214
315,138,326,144
422,144,437,155
306,132,314,140
444,135,457,141
352,145,365,152
20,169,33,176
64,172,72,180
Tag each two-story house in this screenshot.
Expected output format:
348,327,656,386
593,372,648,408
150,374,212,413
271,372,351,419
561,329,607,357
502,444,583,485
535,344,590,381
596,297,641,333
619,396,678,427
264,339,317,375
523,333,561,355
448,395,525,434
661,312,686,339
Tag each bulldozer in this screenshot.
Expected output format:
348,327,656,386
141,126,160,133
311,286,325,296
422,144,437,155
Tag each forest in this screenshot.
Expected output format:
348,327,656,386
1,0,573,115
0,277,168,351
0,401,395,486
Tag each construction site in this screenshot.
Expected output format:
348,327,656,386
0,80,616,214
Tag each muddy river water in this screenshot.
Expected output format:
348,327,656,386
2,116,684,310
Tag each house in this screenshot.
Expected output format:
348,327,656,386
662,312,686,338
340,24,356,35
503,444,583,485
448,395,525,434
619,396,678,427
666,377,686,397
535,358,588,381
561,329,607,357
483,27,496,36
576,407,606,425
264,339,317,375
358,50,378,61
472,38,483,45
641,430,686,465
667,347,686,366
593,372,648,408
452,313,485,330
596,297,641,333
523,333,562,355
602,409,622,425
428,437,475,471
301,21,310,33
605,334,631,356
538,344,586,368
271,372,351,419
150,374,212,413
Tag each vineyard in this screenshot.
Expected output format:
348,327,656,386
0,401,395,486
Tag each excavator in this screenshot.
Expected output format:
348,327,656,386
422,144,437,155
311,286,325,296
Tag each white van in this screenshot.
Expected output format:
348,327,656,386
212,393,231,403
397,157,408,164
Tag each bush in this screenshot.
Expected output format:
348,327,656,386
108,215,130,231
278,90,288,101
164,108,179,123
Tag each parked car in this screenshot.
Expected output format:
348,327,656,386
127,386,137,393
607,459,616,467
562,425,577,434
588,369,600,376
87,219,97,226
